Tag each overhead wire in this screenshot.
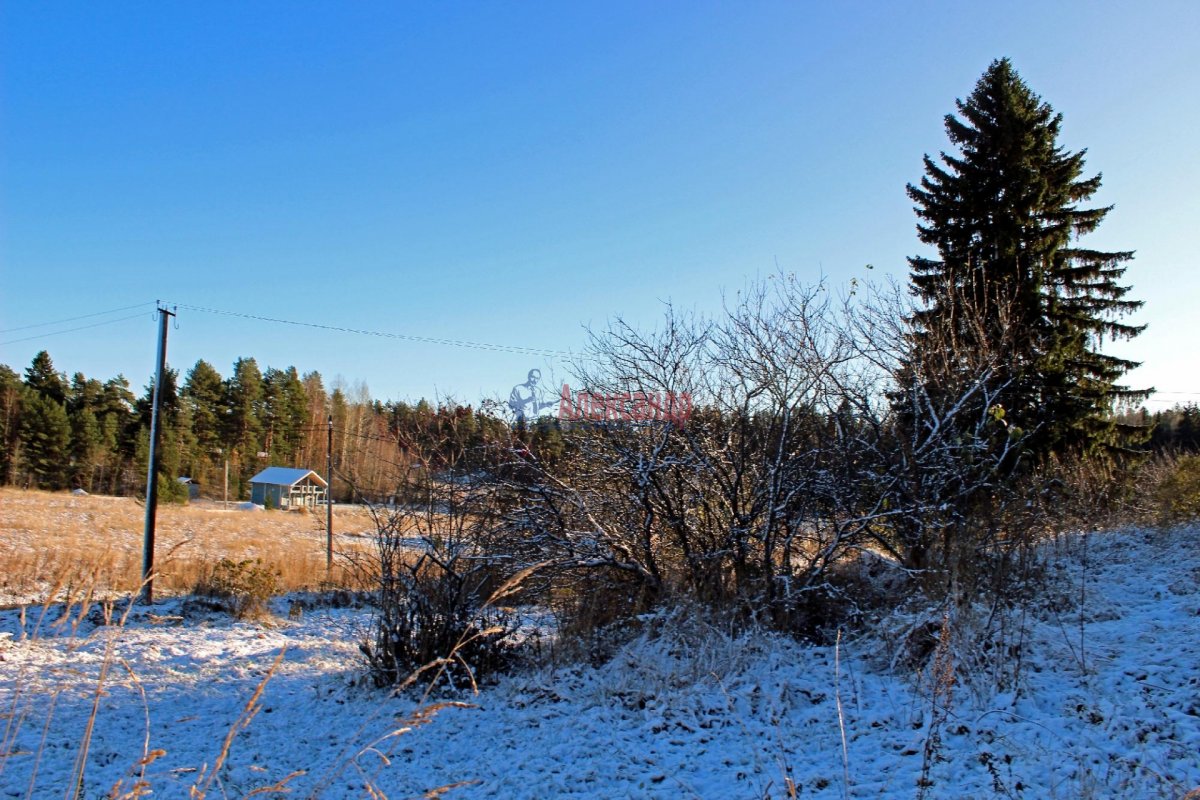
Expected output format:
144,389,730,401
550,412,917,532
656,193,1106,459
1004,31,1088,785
166,301,573,359
0,312,151,347
6,299,1196,405
0,301,155,334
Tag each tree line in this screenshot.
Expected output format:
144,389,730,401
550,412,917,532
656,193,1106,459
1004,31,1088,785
0,350,516,502
1130,404,1200,453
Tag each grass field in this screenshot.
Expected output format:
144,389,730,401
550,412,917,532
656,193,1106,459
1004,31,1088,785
0,487,377,605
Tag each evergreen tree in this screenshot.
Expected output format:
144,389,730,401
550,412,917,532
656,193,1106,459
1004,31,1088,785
136,368,181,429
96,409,122,491
99,374,137,420
0,365,23,485
19,390,71,488
329,385,349,499
20,353,71,488
127,368,188,497
160,403,196,503
69,406,102,489
299,370,327,466
279,366,310,464
67,373,103,415
65,372,105,489
182,360,226,455
24,351,66,405
261,366,308,464
907,58,1145,458
99,375,138,493
1178,404,1200,452
225,357,264,492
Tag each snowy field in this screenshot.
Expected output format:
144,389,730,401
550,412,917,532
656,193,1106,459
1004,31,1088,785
1,526,1197,799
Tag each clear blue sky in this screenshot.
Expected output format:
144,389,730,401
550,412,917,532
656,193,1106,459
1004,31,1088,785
2,2,1196,408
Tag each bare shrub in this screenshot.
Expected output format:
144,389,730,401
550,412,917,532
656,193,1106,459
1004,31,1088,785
1151,453,1200,524
547,566,661,665
356,412,537,690
501,276,1054,651
193,558,279,619
850,281,1031,592
1026,454,1147,534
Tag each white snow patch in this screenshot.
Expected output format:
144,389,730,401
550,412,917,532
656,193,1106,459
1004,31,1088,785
0,526,1197,798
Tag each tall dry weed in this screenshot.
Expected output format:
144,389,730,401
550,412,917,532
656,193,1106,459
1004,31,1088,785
0,488,372,603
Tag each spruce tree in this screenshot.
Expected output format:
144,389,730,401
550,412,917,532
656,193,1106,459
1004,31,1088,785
907,58,1145,458
182,359,226,483
259,366,309,465
65,372,105,489
225,357,264,491
261,367,291,463
101,375,139,491
136,368,181,430
69,406,102,489
0,365,23,485
24,351,66,405
20,390,71,489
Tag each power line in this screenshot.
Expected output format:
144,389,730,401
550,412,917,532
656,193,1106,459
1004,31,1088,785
1132,395,1200,402
166,301,573,358
0,301,155,334
0,313,150,347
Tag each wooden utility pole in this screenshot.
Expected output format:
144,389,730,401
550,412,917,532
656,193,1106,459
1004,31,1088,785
326,413,333,578
142,305,175,604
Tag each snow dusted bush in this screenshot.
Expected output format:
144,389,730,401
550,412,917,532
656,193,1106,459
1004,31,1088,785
356,418,538,690
1154,453,1200,524
357,496,524,690
194,557,279,620
501,280,901,643
497,277,1062,656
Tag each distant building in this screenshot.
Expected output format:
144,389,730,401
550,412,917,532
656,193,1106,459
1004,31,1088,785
248,467,328,509
177,476,200,501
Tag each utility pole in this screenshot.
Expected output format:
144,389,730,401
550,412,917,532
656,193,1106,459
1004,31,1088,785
142,304,175,604
326,413,333,578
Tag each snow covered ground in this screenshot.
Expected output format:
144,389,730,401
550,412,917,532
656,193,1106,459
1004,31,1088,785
1,525,1197,799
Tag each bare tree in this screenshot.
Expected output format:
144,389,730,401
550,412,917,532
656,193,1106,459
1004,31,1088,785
356,410,531,689
502,277,900,633
488,275,1047,655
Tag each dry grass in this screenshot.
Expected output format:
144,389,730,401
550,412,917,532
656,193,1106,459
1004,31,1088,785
0,488,378,604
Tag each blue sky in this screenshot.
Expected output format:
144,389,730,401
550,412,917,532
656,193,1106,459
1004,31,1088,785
2,2,1196,408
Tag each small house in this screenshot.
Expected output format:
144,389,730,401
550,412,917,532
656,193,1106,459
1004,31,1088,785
248,467,328,509
177,476,201,501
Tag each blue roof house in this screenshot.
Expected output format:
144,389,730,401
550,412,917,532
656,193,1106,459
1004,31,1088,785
249,467,328,509
177,476,201,500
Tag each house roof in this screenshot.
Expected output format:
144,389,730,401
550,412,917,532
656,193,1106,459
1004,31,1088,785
248,467,328,488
